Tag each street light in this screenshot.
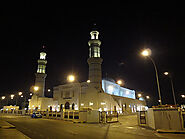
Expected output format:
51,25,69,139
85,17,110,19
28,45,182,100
34,86,39,92
164,72,176,105
138,94,142,97
67,74,81,110
117,80,123,85
16,92,22,106
48,89,51,92
181,95,185,98
18,92,22,96
146,96,150,99
10,94,14,99
2,96,5,100
141,48,162,105
67,75,75,82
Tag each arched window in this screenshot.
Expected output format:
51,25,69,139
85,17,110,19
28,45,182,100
50,106,52,111
60,104,63,111
72,103,75,110
65,102,70,109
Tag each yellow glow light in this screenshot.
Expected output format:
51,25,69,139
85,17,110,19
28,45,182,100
67,75,75,82
87,80,90,83
18,92,22,96
141,49,151,57
164,72,169,76
30,93,32,96
138,94,142,97
89,102,93,106
181,95,185,98
101,102,106,105
146,96,150,99
10,94,14,98
34,86,39,91
117,80,122,85
48,89,51,92
2,96,5,100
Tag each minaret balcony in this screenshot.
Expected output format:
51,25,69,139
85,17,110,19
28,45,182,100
88,39,101,46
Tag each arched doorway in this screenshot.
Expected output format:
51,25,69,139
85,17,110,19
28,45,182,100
50,106,52,111
65,102,70,109
72,103,75,110
60,104,63,111
114,106,116,112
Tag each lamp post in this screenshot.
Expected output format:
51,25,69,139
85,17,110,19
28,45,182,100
138,94,142,98
16,92,23,105
1,96,6,108
164,72,176,105
141,49,162,105
67,74,81,110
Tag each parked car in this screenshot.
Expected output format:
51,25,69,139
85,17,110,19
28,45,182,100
31,112,42,118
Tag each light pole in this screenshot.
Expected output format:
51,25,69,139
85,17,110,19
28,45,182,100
67,74,81,110
1,96,6,108
141,49,162,105
16,92,23,105
164,72,176,105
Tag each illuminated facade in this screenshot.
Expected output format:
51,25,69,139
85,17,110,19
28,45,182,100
29,29,146,113
53,29,146,113
29,50,57,111
102,79,136,99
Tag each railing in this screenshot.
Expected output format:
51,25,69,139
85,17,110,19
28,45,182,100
1,109,119,123
99,111,119,123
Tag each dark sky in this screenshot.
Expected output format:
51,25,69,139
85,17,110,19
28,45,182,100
0,1,185,105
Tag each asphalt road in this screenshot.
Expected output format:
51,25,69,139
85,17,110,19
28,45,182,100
1,115,185,139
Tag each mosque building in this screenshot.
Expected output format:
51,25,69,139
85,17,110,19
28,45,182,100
29,28,146,114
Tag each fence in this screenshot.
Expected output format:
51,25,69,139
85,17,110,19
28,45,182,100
99,111,118,123
0,109,119,123
0,109,23,115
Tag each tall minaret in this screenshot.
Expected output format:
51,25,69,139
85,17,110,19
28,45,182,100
35,49,47,97
87,28,103,88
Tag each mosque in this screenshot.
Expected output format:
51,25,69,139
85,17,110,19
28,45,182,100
29,29,146,114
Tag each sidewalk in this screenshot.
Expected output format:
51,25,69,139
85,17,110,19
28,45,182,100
0,120,30,139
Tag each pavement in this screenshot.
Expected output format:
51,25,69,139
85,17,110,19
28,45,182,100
0,114,185,139
0,119,30,139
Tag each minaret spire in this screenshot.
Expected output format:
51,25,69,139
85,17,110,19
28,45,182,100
34,46,47,97
87,26,103,88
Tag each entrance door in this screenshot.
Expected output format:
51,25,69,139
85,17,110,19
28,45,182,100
114,106,116,112
65,102,70,109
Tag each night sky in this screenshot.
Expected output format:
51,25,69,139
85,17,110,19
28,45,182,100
0,1,185,106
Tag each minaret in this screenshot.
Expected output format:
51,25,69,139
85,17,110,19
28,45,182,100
35,49,47,97
87,29,103,88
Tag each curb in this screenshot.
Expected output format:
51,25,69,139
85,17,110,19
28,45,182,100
73,121,86,123
157,129,185,134
0,125,16,129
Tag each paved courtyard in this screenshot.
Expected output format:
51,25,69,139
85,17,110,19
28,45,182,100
0,114,185,139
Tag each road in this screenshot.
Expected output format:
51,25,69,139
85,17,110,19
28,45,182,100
1,114,185,139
